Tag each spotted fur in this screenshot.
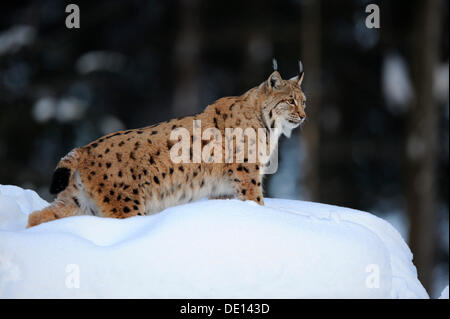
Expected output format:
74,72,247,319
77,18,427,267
27,71,306,227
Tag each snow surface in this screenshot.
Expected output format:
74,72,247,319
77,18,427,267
0,184,429,298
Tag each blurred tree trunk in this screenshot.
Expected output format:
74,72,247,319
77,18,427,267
406,0,443,293
172,0,201,117
299,0,321,201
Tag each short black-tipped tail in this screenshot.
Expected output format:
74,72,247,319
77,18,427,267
49,167,71,194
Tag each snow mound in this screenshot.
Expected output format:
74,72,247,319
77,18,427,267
0,184,428,298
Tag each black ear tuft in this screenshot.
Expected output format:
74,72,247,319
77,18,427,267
50,167,71,194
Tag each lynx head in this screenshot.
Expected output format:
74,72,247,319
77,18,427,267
259,61,306,137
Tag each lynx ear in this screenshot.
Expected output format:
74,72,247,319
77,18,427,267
268,71,283,90
289,73,304,87
288,61,305,87
297,72,304,87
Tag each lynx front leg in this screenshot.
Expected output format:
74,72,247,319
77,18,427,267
231,164,264,205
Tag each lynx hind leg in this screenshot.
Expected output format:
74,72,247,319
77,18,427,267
27,200,81,228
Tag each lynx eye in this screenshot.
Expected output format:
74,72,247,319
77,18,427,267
288,99,295,105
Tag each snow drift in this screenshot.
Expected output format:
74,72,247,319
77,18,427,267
0,184,429,298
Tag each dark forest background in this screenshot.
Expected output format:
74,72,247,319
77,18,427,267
0,0,448,297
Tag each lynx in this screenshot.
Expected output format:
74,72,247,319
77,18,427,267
27,64,306,227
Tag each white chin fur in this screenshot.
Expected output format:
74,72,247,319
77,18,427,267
281,120,299,138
